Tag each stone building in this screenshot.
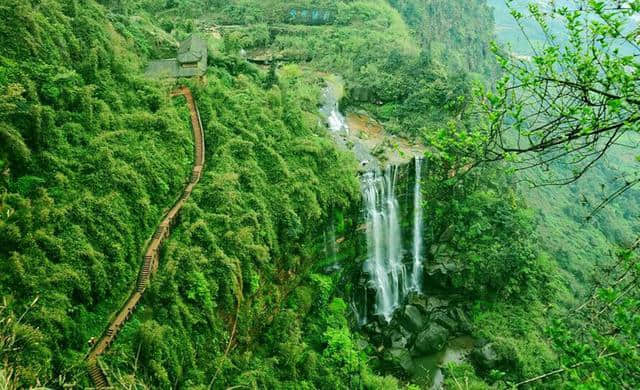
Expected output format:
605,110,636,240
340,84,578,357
145,35,207,78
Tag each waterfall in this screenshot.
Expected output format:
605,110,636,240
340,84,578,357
362,166,407,321
328,221,337,263
410,157,424,292
321,85,349,134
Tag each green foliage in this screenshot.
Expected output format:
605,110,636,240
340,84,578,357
389,0,496,75
0,0,193,386
424,163,553,301
482,0,640,188
470,301,558,383
98,53,380,388
7,1,635,389
140,0,497,139
542,244,640,389
0,298,47,387
441,363,492,390
474,2,640,388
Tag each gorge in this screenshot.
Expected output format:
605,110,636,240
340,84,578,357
2,1,638,389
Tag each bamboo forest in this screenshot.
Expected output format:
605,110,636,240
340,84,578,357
0,0,639,389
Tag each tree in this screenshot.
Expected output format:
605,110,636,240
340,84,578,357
483,1,640,386
484,0,640,208
516,240,640,388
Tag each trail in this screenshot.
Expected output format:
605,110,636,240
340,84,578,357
86,86,205,388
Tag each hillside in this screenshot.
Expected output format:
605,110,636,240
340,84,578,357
0,0,359,386
488,0,640,296
1,1,638,389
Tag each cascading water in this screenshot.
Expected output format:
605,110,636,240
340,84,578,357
328,222,338,263
410,157,424,292
319,82,428,323
320,85,349,134
362,166,408,321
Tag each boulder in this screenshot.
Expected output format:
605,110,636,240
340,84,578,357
439,225,455,242
363,320,382,335
432,311,457,331
412,323,449,355
402,304,425,332
405,292,429,311
363,321,384,347
425,297,449,314
390,329,408,349
385,348,414,372
356,338,371,352
471,343,500,371
453,308,473,333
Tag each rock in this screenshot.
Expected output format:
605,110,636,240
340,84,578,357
471,343,500,370
405,292,428,312
439,225,455,242
356,338,371,351
425,297,449,314
432,311,457,331
412,324,449,355
423,262,457,292
402,304,425,332
454,308,473,333
390,330,408,349
429,243,439,256
363,321,384,347
385,348,414,372
363,320,382,335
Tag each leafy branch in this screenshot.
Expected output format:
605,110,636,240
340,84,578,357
482,0,640,204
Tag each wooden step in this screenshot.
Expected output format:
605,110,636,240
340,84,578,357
87,87,205,388
88,362,109,388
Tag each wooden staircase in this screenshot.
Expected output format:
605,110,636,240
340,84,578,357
88,360,109,388
85,86,206,388
137,256,153,292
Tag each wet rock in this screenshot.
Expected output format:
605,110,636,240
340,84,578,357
425,297,449,314
390,329,408,349
364,320,382,335
439,225,455,242
453,308,473,333
471,343,500,370
427,260,458,275
412,323,449,355
432,311,457,331
402,304,425,332
424,262,457,291
363,321,384,347
356,338,371,351
385,348,414,372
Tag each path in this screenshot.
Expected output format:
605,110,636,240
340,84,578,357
86,86,205,388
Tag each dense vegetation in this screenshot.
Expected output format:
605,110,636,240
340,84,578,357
482,1,640,387
1,0,638,389
0,0,195,383
147,0,498,138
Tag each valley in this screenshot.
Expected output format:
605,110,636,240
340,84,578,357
0,1,638,389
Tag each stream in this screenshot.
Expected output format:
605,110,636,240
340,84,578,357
410,336,476,389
